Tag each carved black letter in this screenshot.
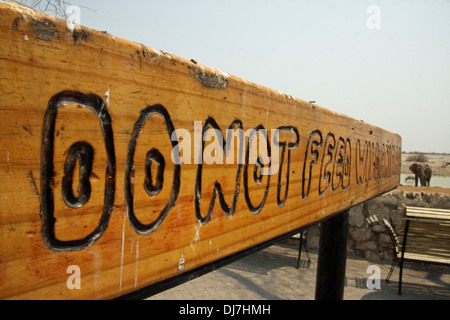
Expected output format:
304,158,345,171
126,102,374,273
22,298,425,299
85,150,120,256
275,126,299,207
41,91,116,252
125,104,180,235
195,118,243,225
244,125,271,214
302,130,322,200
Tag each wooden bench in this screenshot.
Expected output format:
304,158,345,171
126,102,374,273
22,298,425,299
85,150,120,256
367,206,450,295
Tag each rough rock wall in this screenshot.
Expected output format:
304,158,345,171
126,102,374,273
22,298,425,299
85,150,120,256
305,189,450,261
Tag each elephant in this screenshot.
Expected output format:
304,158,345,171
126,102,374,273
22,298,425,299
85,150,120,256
409,163,432,187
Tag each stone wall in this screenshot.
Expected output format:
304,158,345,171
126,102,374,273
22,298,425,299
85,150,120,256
304,189,450,261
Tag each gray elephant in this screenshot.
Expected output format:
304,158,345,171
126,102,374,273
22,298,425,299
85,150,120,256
409,163,432,187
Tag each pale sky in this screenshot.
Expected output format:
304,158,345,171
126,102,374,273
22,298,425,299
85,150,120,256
35,0,450,152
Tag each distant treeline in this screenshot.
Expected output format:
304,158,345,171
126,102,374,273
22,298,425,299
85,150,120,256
402,151,450,163
403,151,450,155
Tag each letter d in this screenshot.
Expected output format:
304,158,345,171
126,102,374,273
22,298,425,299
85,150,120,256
223,305,231,315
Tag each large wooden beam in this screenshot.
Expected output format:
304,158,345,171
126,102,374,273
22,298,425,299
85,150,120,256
0,3,401,299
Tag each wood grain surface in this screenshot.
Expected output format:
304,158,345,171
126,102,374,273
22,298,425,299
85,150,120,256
0,3,401,299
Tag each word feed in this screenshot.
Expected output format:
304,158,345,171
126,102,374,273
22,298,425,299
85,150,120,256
40,91,401,252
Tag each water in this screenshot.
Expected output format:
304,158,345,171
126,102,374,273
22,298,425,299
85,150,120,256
400,174,450,189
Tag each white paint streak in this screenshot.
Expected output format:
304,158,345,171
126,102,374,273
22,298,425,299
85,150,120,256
210,67,230,80
88,250,101,298
119,211,126,295
190,223,201,252
178,255,185,271
193,225,200,242
134,240,139,289
11,3,38,23
104,86,110,106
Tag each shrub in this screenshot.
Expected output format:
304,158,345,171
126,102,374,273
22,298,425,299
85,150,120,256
406,154,428,162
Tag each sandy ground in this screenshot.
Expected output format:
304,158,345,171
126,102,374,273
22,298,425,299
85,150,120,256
398,185,450,195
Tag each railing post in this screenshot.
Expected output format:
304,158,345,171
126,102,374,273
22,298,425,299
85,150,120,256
398,219,410,295
315,210,349,300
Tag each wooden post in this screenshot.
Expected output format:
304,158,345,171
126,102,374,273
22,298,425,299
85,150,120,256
398,219,410,295
315,210,349,300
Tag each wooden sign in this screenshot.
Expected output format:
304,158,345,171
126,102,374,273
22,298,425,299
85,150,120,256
0,3,401,299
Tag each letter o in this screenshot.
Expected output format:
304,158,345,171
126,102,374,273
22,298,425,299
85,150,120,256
125,104,180,235
243,125,270,215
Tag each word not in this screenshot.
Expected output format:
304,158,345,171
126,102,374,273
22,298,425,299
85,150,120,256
40,91,400,252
